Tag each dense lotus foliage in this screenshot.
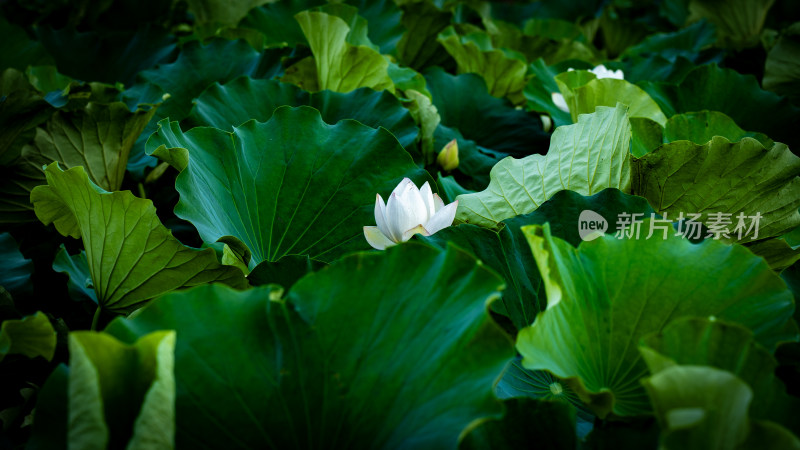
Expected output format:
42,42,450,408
2,0,800,448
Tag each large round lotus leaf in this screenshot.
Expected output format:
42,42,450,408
99,243,512,449
36,25,176,86
763,22,800,104
0,232,34,299
640,63,800,152
294,10,394,93
640,317,800,432
146,106,431,265
436,26,528,104
643,365,800,450
459,398,576,450
425,68,548,159
662,110,772,147
555,72,667,125
238,0,326,48
420,188,654,331
424,67,549,189
185,77,418,149
516,223,797,418
30,163,247,314
125,38,287,175
455,104,631,228
631,135,800,269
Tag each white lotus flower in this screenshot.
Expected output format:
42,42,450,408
580,64,625,80
364,178,458,250
551,92,570,113
551,64,625,113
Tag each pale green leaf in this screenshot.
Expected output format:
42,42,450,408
456,104,631,227
30,163,247,314
516,223,797,417
437,26,528,104
68,330,175,450
0,312,56,362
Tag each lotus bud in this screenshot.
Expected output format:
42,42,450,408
551,92,570,113
540,114,552,133
437,139,459,172
363,178,458,250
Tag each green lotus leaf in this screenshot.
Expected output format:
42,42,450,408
396,0,453,71
687,0,776,49
643,365,800,449
66,330,175,449
53,246,97,304
555,71,667,125
432,126,499,190
784,261,800,318
185,77,418,149
597,6,650,58
763,22,800,103
425,68,549,188
0,68,52,164
0,16,54,71
0,312,56,362
421,188,654,331
247,254,327,290
630,117,663,157
614,55,699,84
663,110,773,147
294,10,394,93
24,66,75,102
523,59,581,127
522,17,586,41
0,101,157,224
186,0,270,34
485,17,598,65
386,60,430,97
310,3,378,48
26,364,69,449
631,137,800,253
98,243,512,448
630,110,775,158
622,19,717,62
24,102,156,191
0,156,45,224
404,88,439,164
519,0,605,23
135,39,284,124
146,106,431,264
640,63,800,151
126,39,287,175
459,398,576,450
437,26,528,104
437,173,473,204
552,69,596,114
493,357,598,439
36,25,177,86
640,317,800,432
456,104,631,227
30,163,247,315
746,238,800,272
0,232,34,300
516,223,797,418
239,0,325,48
426,68,549,159
344,0,405,54
279,56,320,92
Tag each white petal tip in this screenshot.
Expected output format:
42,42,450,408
364,226,396,250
